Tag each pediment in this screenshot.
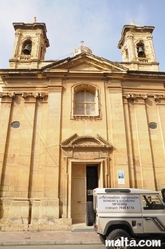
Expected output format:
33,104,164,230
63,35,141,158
61,133,112,149
42,53,127,72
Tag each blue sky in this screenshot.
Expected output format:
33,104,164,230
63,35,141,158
0,0,165,70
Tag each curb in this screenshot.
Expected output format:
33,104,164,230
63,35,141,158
0,240,102,246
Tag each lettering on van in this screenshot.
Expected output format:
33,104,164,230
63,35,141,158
98,195,141,212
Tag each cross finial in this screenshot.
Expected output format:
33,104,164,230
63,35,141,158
130,19,135,25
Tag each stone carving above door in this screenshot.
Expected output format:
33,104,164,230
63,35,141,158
61,133,112,148
61,133,112,159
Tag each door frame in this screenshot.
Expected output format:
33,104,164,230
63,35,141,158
68,159,105,220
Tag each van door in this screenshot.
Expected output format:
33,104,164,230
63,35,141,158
142,194,165,233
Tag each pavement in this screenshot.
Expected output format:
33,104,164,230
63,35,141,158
0,227,102,246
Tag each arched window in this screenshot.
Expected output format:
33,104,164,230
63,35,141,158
73,84,99,117
22,40,32,55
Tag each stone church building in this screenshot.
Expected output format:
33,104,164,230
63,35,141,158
0,20,165,231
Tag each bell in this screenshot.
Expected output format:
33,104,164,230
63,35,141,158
23,44,31,55
137,46,144,57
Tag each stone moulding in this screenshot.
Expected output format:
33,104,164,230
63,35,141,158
0,91,48,100
61,133,112,149
123,92,165,102
0,92,15,98
22,92,47,99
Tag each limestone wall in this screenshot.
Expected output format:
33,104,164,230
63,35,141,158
0,73,165,231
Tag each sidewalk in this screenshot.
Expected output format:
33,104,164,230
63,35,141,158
0,227,101,246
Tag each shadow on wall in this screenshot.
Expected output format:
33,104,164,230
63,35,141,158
0,200,4,219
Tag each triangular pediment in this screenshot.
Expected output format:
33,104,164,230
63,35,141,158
61,133,112,149
42,53,128,72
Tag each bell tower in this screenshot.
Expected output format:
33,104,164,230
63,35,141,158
9,18,49,69
118,21,159,71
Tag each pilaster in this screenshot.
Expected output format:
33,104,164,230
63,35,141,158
123,93,156,190
107,81,130,187
126,33,135,61
45,86,63,198
123,97,135,187
0,92,48,230
0,93,14,197
146,95,165,190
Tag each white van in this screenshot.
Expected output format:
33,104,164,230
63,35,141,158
91,188,165,248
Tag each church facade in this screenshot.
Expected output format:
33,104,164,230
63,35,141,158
0,20,165,231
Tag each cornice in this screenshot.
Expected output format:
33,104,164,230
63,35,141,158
118,25,155,48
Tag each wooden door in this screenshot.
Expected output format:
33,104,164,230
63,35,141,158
72,164,86,223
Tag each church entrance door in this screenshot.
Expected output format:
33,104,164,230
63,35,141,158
71,163,98,224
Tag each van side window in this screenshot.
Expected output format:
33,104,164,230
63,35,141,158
142,195,164,210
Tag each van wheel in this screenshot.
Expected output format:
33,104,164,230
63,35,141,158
106,229,131,249
86,201,94,226
99,234,106,244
